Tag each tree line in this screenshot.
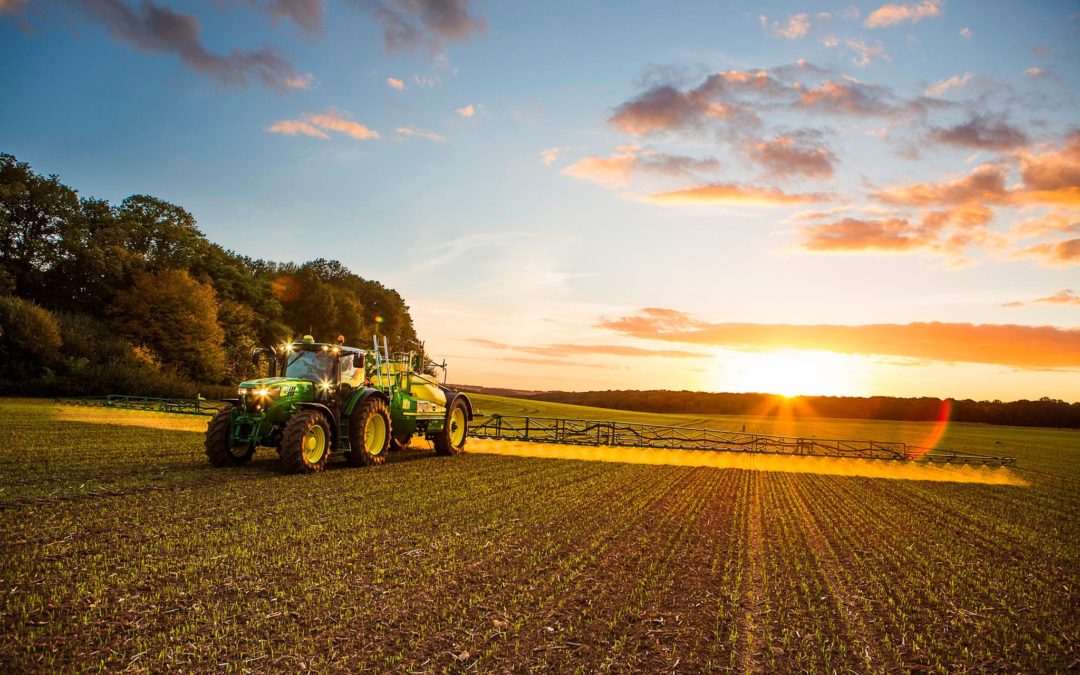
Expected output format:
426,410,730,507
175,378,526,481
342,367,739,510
485,389,1080,429
0,153,417,398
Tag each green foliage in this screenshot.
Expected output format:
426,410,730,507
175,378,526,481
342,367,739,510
0,295,61,375
0,152,420,395
110,269,226,381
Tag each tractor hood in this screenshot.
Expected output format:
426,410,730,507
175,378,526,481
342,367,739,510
239,377,292,389
237,377,316,395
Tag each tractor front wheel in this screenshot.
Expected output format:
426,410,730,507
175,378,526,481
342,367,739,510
205,409,254,467
279,410,331,473
434,397,469,456
346,398,391,467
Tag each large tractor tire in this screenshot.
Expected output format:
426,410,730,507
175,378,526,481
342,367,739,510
346,397,391,467
205,408,254,467
434,397,469,456
279,410,331,473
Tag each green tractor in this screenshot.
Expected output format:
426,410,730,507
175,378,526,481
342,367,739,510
204,335,474,473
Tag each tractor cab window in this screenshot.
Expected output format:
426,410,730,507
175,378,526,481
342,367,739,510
283,350,336,382
340,354,365,388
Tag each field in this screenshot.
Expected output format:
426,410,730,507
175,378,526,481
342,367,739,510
2,395,1077,672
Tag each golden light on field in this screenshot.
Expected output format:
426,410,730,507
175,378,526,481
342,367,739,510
715,349,865,398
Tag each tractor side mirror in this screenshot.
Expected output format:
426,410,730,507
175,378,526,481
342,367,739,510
251,348,262,365
353,353,364,368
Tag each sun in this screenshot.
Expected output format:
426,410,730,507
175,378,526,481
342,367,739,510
718,349,863,397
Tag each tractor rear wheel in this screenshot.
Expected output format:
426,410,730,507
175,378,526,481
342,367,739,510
434,397,469,456
205,409,254,467
346,398,391,467
279,410,331,473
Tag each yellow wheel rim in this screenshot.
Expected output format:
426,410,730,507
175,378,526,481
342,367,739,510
302,424,326,464
365,414,387,455
449,407,466,446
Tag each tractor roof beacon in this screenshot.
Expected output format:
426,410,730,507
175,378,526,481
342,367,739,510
205,335,474,473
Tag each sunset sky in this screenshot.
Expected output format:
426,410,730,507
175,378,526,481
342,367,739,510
2,0,1078,400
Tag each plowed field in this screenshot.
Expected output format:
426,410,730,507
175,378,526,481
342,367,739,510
1,397,1076,672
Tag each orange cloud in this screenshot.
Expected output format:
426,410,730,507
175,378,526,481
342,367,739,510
599,308,1080,369
456,104,476,117
1003,289,1080,308
468,338,707,359
1017,131,1080,206
875,163,1009,206
562,152,637,187
305,109,380,140
562,148,719,187
266,119,330,140
386,77,406,90
799,217,931,252
748,135,835,178
865,0,943,28
1015,238,1080,267
646,183,827,206
797,80,893,116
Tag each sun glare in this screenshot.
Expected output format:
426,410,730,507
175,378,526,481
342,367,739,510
717,349,863,397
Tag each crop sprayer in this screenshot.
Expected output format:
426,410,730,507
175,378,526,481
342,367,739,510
56,335,1017,471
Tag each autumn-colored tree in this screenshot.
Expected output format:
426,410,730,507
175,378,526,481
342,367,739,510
110,270,226,381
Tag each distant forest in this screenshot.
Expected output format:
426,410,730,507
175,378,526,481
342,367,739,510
0,153,417,398
458,387,1080,429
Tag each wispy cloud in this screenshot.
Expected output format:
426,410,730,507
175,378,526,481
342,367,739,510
75,0,310,89
468,338,708,359
562,147,720,187
539,146,569,166
386,76,406,90
927,115,1029,151
268,108,379,140
364,0,487,57
456,104,475,117
864,0,944,28
924,72,972,97
599,307,1080,369
396,125,446,142
823,36,891,67
760,13,811,39
645,183,828,206
251,0,323,35
1003,289,1080,307
266,119,330,139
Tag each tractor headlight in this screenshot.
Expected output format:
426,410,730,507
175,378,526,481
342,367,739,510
257,388,270,397
237,388,246,397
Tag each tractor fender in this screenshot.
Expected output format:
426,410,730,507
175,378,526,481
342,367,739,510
444,392,474,421
296,402,339,444
344,388,391,417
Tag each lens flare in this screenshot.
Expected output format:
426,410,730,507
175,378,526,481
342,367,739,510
466,439,1027,486
908,398,952,460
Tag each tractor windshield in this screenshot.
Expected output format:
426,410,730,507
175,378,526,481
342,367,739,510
283,351,336,382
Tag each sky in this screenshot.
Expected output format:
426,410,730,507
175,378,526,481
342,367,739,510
2,0,1078,401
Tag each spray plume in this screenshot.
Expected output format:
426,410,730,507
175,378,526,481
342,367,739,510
466,439,1028,486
